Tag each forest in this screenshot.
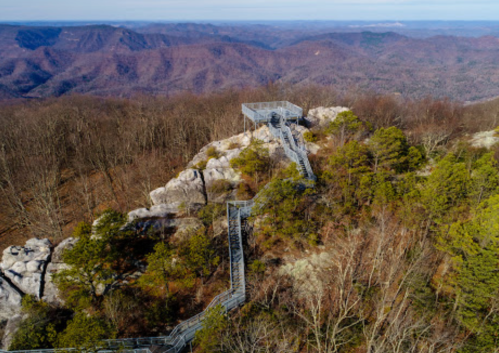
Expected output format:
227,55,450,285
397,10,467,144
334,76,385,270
2,84,499,352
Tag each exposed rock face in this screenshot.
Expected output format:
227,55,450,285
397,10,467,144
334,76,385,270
1,314,23,350
0,275,22,321
42,238,77,305
280,252,333,296
128,203,181,222
470,130,499,149
307,106,350,128
1,238,52,298
150,169,206,207
171,218,205,242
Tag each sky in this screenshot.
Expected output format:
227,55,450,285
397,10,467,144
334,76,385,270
0,0,498,21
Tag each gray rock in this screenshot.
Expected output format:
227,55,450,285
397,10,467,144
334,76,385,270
42,238,77,305
470,130,499,149
150,169,206,207
1,238,52,298
171,218,205,242
0,275,22,321
128,203,181,222
213,216,228,237
1,314,23,350
307,106,350,128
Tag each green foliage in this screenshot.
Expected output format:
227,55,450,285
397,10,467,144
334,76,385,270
303,131,318,143
180,228,220,279
206,146,220,159
194,159,208,171
198,203,226,227
55,313,115,350
282,162,302,180
326,140,372,209
253,178,315,242
327,110,365,145
138,242,176,297
194,304,228,353
438,195,499,351
9,296,58,350
369,126,409,172
230,139,270,180
422,154,470,224
53,210,135,308
469,152,499,209
248,259,266,278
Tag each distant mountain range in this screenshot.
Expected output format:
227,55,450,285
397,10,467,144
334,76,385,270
1,23,499,101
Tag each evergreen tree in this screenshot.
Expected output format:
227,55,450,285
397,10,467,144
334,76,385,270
369,126,409,173
327,110,365,146
422,154,470,224
55,313,115,350
194,304,228,353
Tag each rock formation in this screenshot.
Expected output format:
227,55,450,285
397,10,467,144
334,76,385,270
42,237,77,305
469,130,499,149
1,238,52,298
307,106,350,128
0,274,23,321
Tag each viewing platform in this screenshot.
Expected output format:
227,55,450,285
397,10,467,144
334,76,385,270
242,101,303,124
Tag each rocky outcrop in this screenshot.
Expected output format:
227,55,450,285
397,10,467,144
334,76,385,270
128,203,182,222
150,169,206,207
307,106,350,128
42,237,77,305
2,314,23,350
280,252,333,296
1,238,52,298
0,274,22,321
470,130,499,149
171,218,205,242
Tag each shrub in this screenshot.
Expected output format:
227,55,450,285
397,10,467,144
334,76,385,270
9,296,58,350
195,159,208,171
55,313,115,349
303,131,318,143
236,182,253,200
230,139,270,182
198,203,226,226
206,146,220,159
194,305,228,352
208,179,232,194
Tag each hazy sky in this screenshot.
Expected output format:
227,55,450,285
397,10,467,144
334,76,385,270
1,0,497,21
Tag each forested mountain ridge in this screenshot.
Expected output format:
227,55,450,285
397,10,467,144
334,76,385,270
2,23,499,100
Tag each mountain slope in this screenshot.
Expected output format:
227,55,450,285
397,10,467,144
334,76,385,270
1,24,499,101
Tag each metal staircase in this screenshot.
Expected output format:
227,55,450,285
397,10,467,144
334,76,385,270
269,113,316,181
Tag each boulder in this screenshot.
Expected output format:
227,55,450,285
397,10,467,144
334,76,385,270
279,252,333,296
42,238,77,305
469,130,499,149
128,203,181,222
307,106,350,128
1,238,52,298
150,169,206,207
0,275,22,321
171,218,205,242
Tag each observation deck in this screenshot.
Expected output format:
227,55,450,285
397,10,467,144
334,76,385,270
242,101,303,124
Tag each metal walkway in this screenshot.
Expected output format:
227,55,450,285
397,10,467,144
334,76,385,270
268,113,316,181
1,102,315,353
